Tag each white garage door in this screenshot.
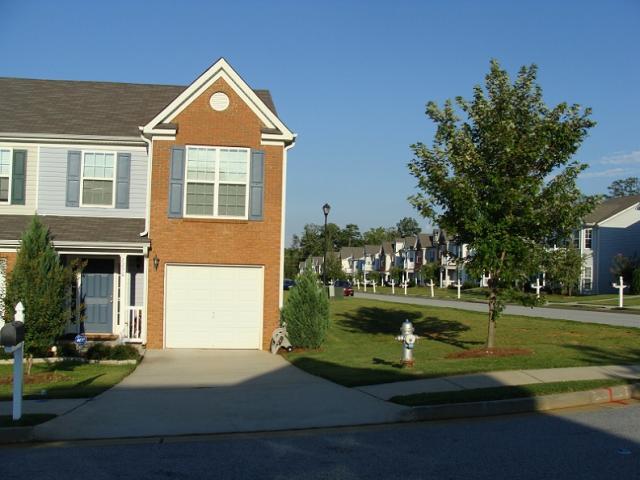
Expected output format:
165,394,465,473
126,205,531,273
165,265,264,349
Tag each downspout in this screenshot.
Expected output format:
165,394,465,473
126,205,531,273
279,137,297,310
139,130,153,345
139,129,153,238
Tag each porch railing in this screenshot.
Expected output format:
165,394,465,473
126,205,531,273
126,306,144,342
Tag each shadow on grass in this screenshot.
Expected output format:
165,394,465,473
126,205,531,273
562,344,640,365
337,306,477,349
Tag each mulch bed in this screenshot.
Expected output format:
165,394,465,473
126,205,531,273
0,373,71,385
446,348,533,359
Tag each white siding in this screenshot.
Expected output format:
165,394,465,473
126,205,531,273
593,207,640,293
38,146,147,218
0,142,38,215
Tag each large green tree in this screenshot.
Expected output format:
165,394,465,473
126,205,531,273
363,226,397,245
396,217,421,237
544,247,584,296
4,217,78,369
607,177,640,198
409,60,597,348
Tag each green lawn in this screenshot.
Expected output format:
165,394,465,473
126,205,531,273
285,298,640,387
0,361,137,400
390,379,633,406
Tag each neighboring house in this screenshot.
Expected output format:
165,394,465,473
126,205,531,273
363,244,380,276
339,246,362,277
380,241,394,281
578,195,640,294
433,229,468,287
0,58,296,350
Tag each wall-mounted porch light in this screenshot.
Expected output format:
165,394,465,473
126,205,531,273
153,254,160,271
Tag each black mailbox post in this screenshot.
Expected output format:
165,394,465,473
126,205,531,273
1,322,25,347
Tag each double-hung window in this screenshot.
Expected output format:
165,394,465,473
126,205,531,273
81,152,116,207
583,266,592,290
185,146,249,218
584,228,592,250
0,148,11,204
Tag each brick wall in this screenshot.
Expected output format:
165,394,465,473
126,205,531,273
0,251,17,273
146,77,284,349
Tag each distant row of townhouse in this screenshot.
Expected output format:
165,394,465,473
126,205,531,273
300,230,471,288
300,195,640,294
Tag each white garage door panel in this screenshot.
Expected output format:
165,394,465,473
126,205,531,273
165,265,263,349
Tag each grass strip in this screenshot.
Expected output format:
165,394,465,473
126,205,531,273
0,414,57,428
390,379,633,406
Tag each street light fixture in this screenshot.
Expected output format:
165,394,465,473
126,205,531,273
322,203,331,286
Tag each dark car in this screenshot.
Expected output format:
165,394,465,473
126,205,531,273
283,279,295,290
334,280,354,297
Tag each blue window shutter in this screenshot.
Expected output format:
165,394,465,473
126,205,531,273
168,146,185,218
115,152,131,209
249,150,264,221
11,150,27,205
66,150,82,207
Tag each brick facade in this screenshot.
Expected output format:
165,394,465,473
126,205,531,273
146,77,284,349
0,251,17,274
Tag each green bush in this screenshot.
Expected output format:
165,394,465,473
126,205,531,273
281,268,329,349
57,342,78,358
85,343,111,360
109,344,140,360
631,268,640,295
85,343,140,360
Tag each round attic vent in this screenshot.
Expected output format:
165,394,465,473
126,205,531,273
210,92,230,111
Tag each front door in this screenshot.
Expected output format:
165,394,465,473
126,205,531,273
81,259,114,334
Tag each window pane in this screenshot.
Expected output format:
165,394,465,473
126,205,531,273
219,149,247,182
82,179,113,205
84,152,115,179
0,177,8,202
187,148,215,181
0,150,10,175
218,183,246,216
186,183,214,216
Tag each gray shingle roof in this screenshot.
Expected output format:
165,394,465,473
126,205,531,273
584,195,640,225
0,77,278,138
418,233,434,248
0,215,148,244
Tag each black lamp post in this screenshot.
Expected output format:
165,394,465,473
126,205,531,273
322,203,331,286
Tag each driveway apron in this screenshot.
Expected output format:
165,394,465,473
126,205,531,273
34,350,406,441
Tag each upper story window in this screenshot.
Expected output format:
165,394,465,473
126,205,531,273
0,149,11,203
572,230,580,249
81,152,116,207
584,228,592,250
185,146,249,218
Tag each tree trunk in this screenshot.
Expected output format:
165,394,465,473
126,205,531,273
26,354,33,376
486,287,498,350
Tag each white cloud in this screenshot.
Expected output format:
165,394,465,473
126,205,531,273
599,150,640,166
580,168,626,178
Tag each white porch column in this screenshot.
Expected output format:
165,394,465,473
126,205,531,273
119,254,128,340
142,251,149,344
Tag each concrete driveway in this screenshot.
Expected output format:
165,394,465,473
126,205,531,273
34,350,406,441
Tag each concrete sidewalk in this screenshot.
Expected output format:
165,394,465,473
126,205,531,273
0,398,87,416
357,364,640,400
355,292,640,328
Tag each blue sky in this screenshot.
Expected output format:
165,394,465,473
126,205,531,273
1,0,638,244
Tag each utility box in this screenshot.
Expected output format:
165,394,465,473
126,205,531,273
1,322,25,347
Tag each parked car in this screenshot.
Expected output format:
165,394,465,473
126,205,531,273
283,279,295,290
333,280,354,297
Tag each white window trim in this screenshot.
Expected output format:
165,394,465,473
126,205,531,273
584,228,593,250
0,147,12,205
79,150,117,208
183,145,250,220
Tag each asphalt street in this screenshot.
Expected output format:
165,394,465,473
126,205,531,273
2,402,638,479
356,292,640,328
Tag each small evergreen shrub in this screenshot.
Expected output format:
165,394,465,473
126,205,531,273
57,342,78,358
281,268,329,349
109,344,140,360
85,343,111,360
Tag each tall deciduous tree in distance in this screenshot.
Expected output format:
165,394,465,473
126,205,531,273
409,60,598,349
396,217,421,237
606,177,640,198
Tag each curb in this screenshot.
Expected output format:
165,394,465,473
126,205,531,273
0,426,33,444
398,383,640,422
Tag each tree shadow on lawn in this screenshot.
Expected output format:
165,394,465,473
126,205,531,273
561,344,640,366
337,306,479,349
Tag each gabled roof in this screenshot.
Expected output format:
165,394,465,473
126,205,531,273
0,60,285,140
364,244,380,255
584,195,640,225
381,241,393,254
339,246,363,259
418,233,434,248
